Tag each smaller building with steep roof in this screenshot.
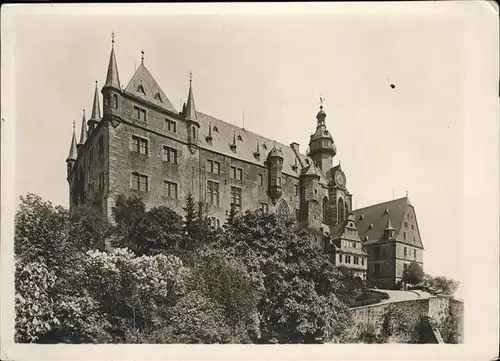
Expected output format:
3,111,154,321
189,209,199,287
353,196,424,289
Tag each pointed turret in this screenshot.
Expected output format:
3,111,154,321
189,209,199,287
385,217,395,230
267,143,284,203
66,123,78,162
66,122,78,178
185,71,197,121
78,110,88,147
104,33,121,90
88,81,101,133
384,216,396,240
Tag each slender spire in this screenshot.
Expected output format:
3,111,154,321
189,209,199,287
385,216,395,230
185,71,197,121
66,121,78,162
105,31,121,89
78,109,88,145
90,81,101,120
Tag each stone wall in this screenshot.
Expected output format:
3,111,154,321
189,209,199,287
346,296,464,343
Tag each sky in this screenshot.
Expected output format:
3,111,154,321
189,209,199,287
6,3,497,287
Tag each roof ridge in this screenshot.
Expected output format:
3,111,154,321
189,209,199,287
196,110,305,157
354,196,408,212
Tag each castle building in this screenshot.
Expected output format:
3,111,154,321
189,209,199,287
65,38,423,287
353,197,425,289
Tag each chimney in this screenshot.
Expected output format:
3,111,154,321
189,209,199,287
290,142,300,154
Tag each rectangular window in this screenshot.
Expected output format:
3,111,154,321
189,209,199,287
260,203,268,213
131,172,148,192
132,136,148,155
133,106,147,122
403,232,407,241
295,184,299,196
354,256,359,265
361,257,364,266
164,181,178,199
339,254,342,263
231,166,243,180
207,180,220,206
99,172,105,189
163,146,178,164
98,136,104,159
414,249,417,259
374,263,380,276
258,174,264,186
411,224,414,230
404,221,408,228
404,247,407,256
207,160,220,174
346,255,351,264
165,119,177,133
404,263,408,271
230,186,242,210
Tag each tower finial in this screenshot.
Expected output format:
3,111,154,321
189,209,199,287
406,190,408,198
141,50,144,64
73,120,76,129
111,31,115,47
319,94,325,110
189,70,193,83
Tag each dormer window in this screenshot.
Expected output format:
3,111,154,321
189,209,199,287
154,92,163,102
213,126,219,132
368,224,373,230
359,214,365,220
237,135,243,141
383,208,389,215
137,84,146,95
262,143,267,150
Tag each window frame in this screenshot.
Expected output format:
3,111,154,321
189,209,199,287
164,180,178,199
230,186,242,210
133,105,147,122
131,172,148,192
207,180,220,206
163,145,178,164
132,135,148,156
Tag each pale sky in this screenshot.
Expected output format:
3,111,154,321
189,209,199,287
5,3,498,288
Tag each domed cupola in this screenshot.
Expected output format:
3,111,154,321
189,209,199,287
308,100,337,172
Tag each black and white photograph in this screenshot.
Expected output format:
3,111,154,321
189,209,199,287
1,2,498,360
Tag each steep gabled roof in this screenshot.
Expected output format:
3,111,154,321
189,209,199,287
196,111,307,177
353,197,409,244
124,63,177,114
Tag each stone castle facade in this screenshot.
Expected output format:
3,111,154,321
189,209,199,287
65,39,424,289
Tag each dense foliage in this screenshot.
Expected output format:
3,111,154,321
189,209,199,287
14,193,357,344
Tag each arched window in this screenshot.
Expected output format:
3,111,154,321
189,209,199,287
322,197,329,223
338,197,344,223
276,199,290,217
192,126,196,139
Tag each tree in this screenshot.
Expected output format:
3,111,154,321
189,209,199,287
335,266,368,308
69,203,112,251
423,275,460,296
183,192,197,242
168,291,233,343
15,193,76,273
111,194,146,248
192,247,259,342
136,206,184,255
214,211,348,343
401,261,425,286
15,261,58,342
